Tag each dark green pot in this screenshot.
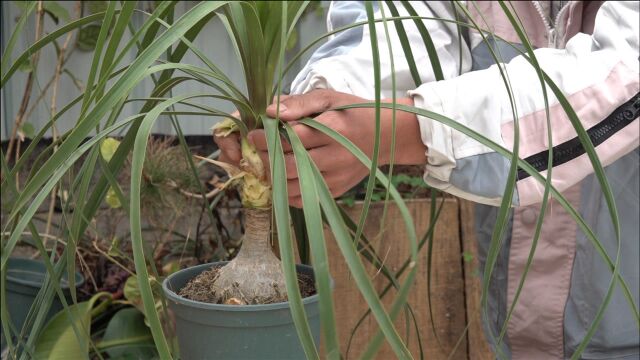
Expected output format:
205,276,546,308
2,257,84,348
162,262,321,360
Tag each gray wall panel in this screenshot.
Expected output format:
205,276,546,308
1,2,327,140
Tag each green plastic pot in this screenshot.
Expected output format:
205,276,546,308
163,261,322,360
1,257,84,348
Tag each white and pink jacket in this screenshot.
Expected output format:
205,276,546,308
291,1,639,359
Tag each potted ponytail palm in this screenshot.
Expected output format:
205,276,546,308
156,2,422,358
159,2,330,358
163,109,322,358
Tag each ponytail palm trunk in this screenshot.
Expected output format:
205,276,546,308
205,133,288,304
213,207,287,304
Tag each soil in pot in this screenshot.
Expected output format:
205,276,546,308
178,264,316,305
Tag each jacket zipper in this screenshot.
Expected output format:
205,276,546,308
518,94,640,179
530,1,571,48
551,2,571,47
553,2,570,31
531,1,552,31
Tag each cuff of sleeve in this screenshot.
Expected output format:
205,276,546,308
290,60,354,96
424,176,506,206
407,84,457,183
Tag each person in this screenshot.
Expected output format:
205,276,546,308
215,1,639,359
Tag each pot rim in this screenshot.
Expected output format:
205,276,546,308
6,257,84,290
162,261,321,312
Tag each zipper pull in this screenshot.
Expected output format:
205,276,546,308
548,28,557,48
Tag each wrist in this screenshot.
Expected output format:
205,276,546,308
380,97,427,166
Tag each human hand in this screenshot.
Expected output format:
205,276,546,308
213,96,293,166
250,89,427,208
213,111,242,166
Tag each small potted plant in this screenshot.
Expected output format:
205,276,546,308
158,2,328,358
162,125,322,359
2,256,84,349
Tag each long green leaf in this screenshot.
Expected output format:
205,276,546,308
93,2,137,101
1,12,111,87
398,1,444,81
259,7,320,356
130,94,216,358
385,1,420,86
352,1,383,254
298,119,418,358
0,1,37,75
264,117,320,360
284,124,340,359
79,1,117,113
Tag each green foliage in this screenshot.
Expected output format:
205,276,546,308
33,293,111,360
13,1,71,24
340,172,429,206
137,138,200,217
19,123,36,138
122,275,164,319
76,1,111,51
391,173,427,189
42,2,70,24
18,59,32,73
100,308,156,359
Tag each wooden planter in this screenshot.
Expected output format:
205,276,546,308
322,198,493,359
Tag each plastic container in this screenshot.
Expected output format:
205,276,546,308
2,257,84,348
162,261,321,360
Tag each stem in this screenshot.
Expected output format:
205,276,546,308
239,137,271,208
96,335,154,351
22,47,78,122
44,2,81,250
236,208,273,260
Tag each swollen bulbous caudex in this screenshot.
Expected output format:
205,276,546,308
186,125,287,304
211,208,287,304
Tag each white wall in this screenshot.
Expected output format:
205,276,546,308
0,1,328,140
